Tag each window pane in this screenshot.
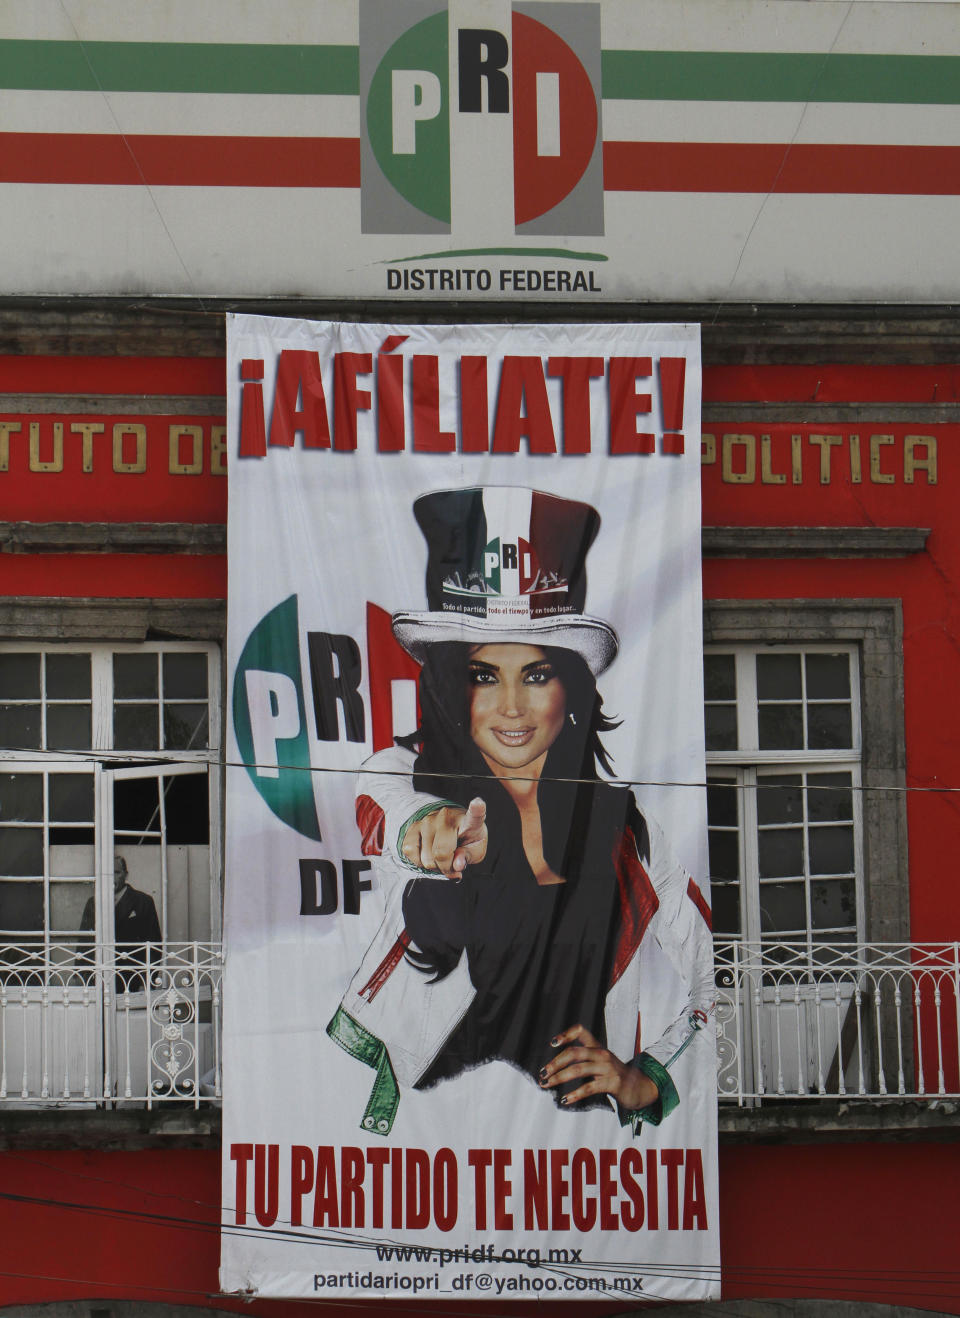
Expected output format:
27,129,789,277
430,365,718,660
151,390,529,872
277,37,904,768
45,653,91,700
707,782,738,827
114,653,158,698
0,773,43,821
758,827,804,878
0,704,41,750
705,705,738,751
0,827,43,876
0,653,40,699
807,773,853,823
807,703,853,750
50,881,94,932
163,652,208,699
809,825,855,875
709,829,739,880
805,653,850,700
114,778,161,836
114,704,159,750
758,880,806,933
163,703,209,750
0,881,43,930
47,704,92,751
704,654,736,701
49,841,95,877
164,774,209,845
49,774,94,823
757,652,802,700
710,884,740,935
757,774,803,825
811,879,857,930
758,704,804,749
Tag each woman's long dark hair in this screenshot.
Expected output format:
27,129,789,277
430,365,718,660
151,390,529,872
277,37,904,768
399,641,627,979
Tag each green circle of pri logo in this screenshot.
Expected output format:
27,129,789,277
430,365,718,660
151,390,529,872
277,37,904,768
366,11,451,224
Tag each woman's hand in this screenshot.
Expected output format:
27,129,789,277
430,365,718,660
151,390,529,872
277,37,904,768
539,1023,659,1112
400,798,487,878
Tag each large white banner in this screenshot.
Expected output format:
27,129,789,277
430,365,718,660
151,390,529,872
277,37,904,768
221,314,718,1303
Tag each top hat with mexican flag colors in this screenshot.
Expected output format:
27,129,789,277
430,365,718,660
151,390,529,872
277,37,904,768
391,486,619,675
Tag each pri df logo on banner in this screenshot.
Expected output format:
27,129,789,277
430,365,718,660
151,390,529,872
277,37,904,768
360,0,603,235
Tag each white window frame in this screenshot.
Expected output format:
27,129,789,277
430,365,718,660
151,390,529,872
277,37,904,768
0,640,219,759
706,642,865,952
0,640,222,950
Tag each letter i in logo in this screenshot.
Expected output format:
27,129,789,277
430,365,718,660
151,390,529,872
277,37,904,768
360,0,451,235
511,3,603,235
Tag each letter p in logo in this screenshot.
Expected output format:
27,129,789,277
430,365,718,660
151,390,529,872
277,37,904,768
392,69,443,154
244,670,301,779
361,2,451,234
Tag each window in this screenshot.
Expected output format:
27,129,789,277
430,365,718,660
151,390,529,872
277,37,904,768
705,645,863,959
703,601,909,1098
0,643,220,961
703,600,907,946
0,600,224,1103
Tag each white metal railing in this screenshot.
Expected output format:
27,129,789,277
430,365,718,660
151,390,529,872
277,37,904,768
0,941,221,1107
716,941,960,1103
2,939,958,1110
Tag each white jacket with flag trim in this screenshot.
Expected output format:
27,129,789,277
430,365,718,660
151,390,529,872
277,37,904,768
327,747,715,1136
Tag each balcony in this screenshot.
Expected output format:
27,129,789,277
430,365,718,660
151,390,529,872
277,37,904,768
0,941,957,1112
0,941,221,1106
716,941,960,1104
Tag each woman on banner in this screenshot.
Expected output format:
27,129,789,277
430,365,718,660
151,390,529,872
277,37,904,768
327,486,714,1136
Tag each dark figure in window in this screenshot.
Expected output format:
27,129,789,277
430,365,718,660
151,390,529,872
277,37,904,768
81,855,162,993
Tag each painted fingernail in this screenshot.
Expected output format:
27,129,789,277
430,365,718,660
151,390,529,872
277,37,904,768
539,1067,548,1080
550,1037,560,1047
559,1097,568,1107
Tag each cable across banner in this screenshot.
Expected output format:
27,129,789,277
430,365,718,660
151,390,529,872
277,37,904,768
220,315,719,1302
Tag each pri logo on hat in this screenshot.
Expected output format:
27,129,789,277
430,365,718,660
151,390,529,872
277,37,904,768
392,486,619,674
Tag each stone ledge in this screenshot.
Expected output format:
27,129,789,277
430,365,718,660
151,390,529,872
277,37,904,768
0,1107,221,1150
2,1101,957,1150
0,394,224,415
703,526,929,558
0,522,226,555
704,402,960,422
2,296,960,362
719,1098,960,1144
0,597,225,640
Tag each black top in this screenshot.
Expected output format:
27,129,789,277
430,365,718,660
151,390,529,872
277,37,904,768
405,835,621,1106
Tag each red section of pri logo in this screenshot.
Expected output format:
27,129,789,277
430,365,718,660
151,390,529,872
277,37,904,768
511,11,598,225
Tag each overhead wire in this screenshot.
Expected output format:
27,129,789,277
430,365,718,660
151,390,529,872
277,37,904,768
0,745,950,795
0,1178,959,1299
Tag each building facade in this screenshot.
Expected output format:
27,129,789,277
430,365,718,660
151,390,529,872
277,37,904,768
3,1,960,1314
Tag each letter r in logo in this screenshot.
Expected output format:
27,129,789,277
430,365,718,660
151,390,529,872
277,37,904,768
458,29,510,112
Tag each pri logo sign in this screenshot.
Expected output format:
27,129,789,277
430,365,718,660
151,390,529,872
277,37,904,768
360,0,603,236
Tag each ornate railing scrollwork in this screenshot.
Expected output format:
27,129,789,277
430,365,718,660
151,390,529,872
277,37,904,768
149,968,200,1098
